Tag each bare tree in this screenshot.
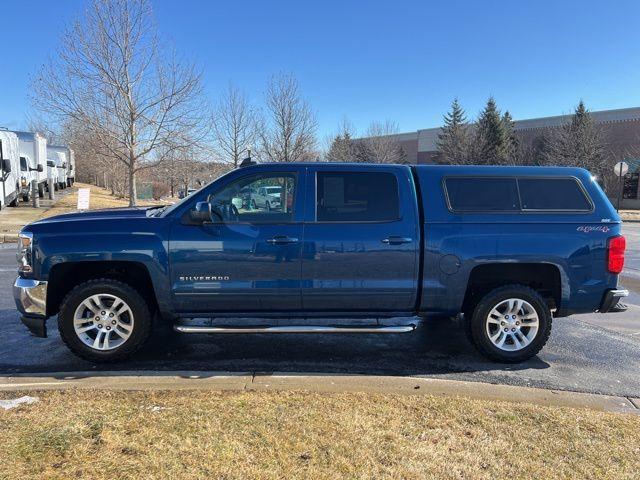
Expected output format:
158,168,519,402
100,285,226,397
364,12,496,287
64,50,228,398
32,0,208,206
213,84,257,167
258,73,318,162
357,120,406,164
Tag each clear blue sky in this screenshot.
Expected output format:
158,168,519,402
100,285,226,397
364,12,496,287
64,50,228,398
2,0,640,139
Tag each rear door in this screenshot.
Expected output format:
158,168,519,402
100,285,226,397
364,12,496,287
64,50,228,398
301,165,420,313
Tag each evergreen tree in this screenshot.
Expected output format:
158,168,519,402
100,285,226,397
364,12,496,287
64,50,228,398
474,97,508,164
501,110,519,164
436,98,471,164
326,130,356,162
326,119,357,162
544,101,610,190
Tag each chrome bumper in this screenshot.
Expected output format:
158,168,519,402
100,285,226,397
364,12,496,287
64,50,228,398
13,277,48,317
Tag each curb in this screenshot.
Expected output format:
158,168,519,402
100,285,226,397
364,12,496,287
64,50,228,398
0,371,638,415
1,234,18,243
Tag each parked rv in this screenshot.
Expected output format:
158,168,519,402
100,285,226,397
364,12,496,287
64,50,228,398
14,131,48,198
0,130,20,209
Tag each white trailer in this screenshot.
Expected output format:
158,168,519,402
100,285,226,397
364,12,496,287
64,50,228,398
67,148,75,186
47,145,71,189
14,131,48,198
54,151,67,189
48,145,75,187
0,130,20,208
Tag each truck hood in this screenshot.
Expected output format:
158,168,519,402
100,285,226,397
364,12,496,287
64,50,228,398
30,206,160,225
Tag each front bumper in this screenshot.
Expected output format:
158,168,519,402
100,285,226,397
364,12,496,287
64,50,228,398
13,277,48,317
13,278,48,338
598,288,629,313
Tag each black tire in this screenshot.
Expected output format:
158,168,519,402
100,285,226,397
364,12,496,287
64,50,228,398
468,284,552,363
58,278,152,363
22,193,30,202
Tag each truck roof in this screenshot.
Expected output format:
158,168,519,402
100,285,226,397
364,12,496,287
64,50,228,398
239,161,592,177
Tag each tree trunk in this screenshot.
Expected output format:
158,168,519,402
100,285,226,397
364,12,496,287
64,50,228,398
129,167,137,207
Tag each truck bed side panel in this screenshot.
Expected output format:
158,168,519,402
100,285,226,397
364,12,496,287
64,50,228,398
413,165,621,316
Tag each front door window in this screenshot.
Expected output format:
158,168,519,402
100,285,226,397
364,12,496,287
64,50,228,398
208,173,296,223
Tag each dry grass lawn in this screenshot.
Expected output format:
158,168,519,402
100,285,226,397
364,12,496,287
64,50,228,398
0,389,638,479
40,183,165,219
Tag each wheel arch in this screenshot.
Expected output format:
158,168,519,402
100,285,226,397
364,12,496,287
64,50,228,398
461,262,564,315
46,261,159,317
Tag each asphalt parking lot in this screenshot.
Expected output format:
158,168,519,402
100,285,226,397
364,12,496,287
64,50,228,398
0,225,639,398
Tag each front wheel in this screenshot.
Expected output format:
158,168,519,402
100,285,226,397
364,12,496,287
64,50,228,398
467,284,552,363
58,279,152,362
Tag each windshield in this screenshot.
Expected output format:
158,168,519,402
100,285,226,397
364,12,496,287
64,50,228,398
20,157,28,171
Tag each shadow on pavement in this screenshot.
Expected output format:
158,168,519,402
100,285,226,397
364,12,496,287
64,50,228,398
0,314,550,377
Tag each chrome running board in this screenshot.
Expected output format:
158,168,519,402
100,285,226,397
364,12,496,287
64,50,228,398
173,324,416,334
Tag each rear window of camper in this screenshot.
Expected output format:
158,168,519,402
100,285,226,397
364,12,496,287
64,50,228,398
444,176,592,213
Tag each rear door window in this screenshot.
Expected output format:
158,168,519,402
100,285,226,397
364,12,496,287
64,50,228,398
316,172,399,222
518,178,592,211
445,177,520,211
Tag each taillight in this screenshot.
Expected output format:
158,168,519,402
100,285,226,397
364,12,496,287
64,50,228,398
607,236,626,274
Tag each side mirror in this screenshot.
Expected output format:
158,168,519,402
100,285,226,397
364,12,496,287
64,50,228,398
1,159,11,173
190,201,213,224
37,164,44,173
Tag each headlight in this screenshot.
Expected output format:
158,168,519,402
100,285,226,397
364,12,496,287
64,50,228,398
17,231,33,274
21,177,27,187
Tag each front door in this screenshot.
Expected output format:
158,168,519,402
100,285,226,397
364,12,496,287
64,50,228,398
169,168,305,315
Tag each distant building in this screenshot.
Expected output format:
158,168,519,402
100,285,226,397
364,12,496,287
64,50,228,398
357,106,640,206
367,106,640,166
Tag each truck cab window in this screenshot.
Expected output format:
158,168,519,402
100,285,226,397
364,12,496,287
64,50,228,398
207,173,296,223
20,157,28,172
316,172,399,222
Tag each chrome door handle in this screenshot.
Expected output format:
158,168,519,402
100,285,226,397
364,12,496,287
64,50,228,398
381,236,412,245
267,236,299,245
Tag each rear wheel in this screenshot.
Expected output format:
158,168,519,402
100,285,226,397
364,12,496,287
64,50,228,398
467,284,552,363
58,279,152,362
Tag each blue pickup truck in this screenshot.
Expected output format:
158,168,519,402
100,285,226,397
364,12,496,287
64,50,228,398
14,163,628,363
